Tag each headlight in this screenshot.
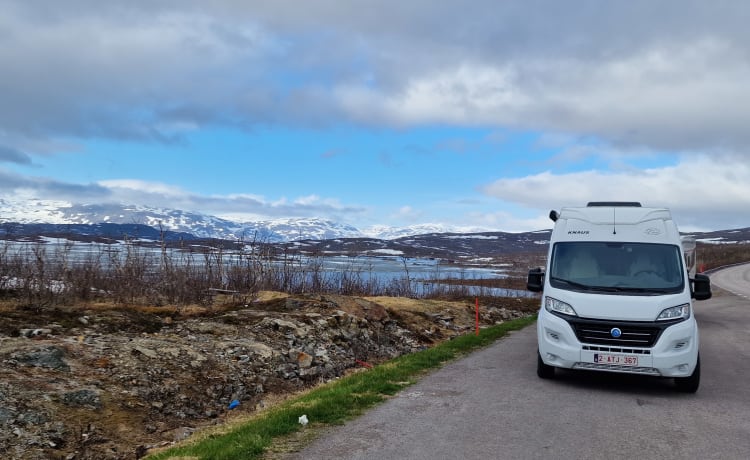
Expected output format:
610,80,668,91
656,304,690,321
545,297,577,316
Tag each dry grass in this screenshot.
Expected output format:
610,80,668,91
363,296,465,313
698,242,750,271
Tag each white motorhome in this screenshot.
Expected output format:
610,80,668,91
527,202,712,392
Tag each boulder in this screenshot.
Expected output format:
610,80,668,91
13,346,70,372
61,389,102,410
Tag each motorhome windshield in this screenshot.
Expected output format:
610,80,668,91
549,242,685,294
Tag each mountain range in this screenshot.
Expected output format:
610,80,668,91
0,199,487,242
1,199,749,256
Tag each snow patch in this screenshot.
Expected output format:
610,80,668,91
368,249,404,256
445,235,498,240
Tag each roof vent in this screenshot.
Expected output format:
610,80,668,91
586,202,642,207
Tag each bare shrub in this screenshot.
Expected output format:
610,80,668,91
0,234,550,309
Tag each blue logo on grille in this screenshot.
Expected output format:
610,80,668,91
610,327,622,338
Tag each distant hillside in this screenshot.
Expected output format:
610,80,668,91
2,219,749,259
1,198,748,261
686,227,750,244
0,222,198,243
0,198,483,242
283,231,553,260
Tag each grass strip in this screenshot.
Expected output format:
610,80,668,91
147,315,536,460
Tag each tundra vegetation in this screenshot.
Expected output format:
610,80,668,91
697,242,750,271
0,236,534,310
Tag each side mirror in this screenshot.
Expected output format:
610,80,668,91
527,267,544,292
691,273,712,300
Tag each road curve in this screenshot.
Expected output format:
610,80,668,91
709,262,750,299
282,266,750,460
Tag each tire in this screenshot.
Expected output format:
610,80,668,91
674,355,700,393
537,350,555,379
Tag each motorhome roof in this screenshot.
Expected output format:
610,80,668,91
558,205,672,226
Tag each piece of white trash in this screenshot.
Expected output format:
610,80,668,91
298,414,309,426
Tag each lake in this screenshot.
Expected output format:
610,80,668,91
0,239,533,298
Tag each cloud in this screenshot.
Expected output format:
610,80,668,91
462,210,552,234
390,205,424,223
0,171,365,223
339,38,750,153
0,146,33,165
2,1,750,154
96,179,365,221
98,179,189,197
480,154,750,231
0,169,111,200
2,1,750,232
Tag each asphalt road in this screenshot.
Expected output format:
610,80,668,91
709,263,750,300
284,264,750,460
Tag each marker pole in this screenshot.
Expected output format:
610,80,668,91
475,297,479,336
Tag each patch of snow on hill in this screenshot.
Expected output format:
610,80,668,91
363,224,492,240
368,249,404,256
445,235,499,240
0,198,73,224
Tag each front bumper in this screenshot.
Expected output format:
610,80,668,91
537,308,699,377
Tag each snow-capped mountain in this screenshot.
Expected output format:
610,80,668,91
0,198,454,242
247,218,363,242
0,199,243,237
361,223,491,240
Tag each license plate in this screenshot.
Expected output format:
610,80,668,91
594,353,639,366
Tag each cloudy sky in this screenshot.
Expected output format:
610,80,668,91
2,0,750,232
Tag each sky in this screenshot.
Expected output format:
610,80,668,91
2,0,750,233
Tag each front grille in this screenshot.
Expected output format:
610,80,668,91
556,315,680,348
574,321,658,347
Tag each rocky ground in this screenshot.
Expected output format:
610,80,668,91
0,292,537,460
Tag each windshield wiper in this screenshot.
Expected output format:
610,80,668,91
549,276,594,291
596,285,677,295
588,285,625,293
624,287,676,294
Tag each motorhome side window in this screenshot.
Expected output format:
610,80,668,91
549,242,685,294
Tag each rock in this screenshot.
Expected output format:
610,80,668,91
184,350,207,368
19,328,53,338
246,343,274,360
285,298,307,310
132,346,158,359
276,363,297,379
0,407,14,424
17,411,48,426
14,346,70,372
355,299,390,322
168,426,195,442
61,389,102,410
299,366,321,378
259,318,309,338
314,347,331,363
161,347,181,358
297,351,313,368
